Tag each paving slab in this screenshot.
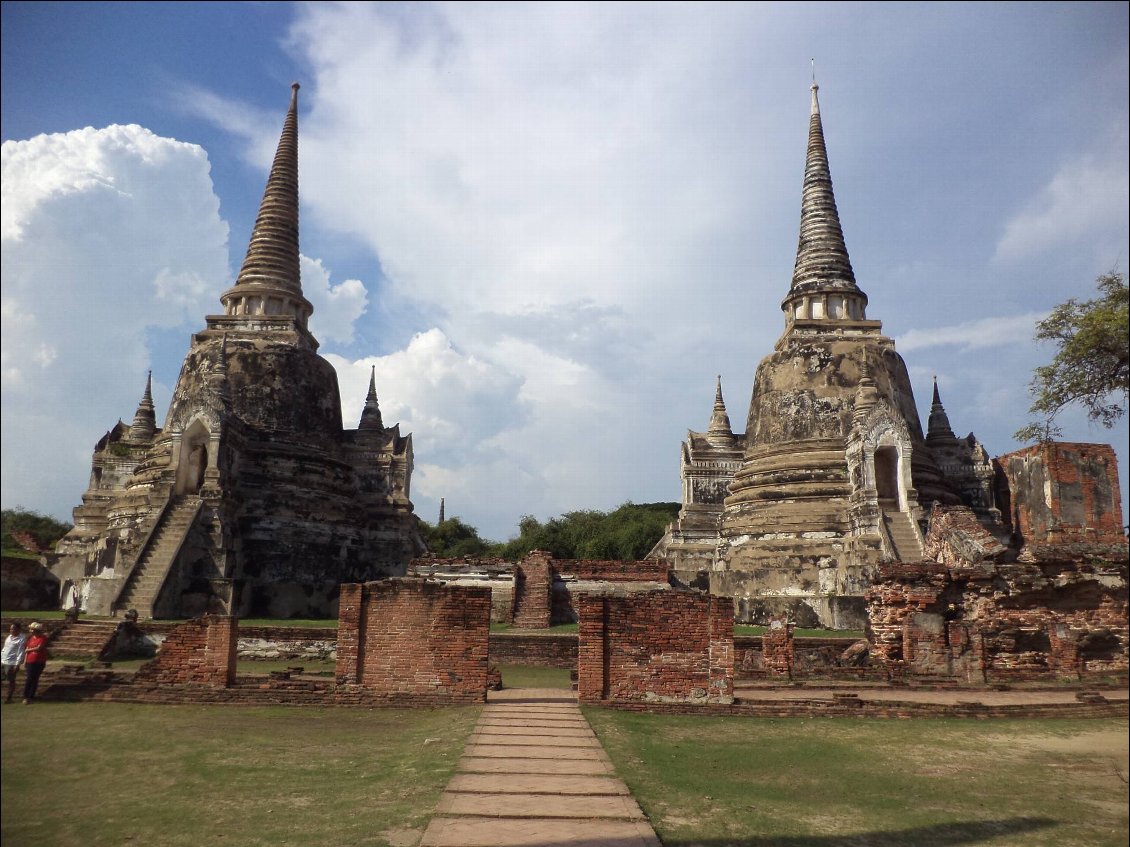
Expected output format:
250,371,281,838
469,733,601,748
446,773,629,795
437,792,644,819
463,743,607,759
459,757,615,775
474,727,596,740
421,690,662,847
420,816,661,847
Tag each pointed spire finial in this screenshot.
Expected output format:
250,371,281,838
439,498,445,524
810,59,820,115
707,375,734,438
926,376,957,443
219,83,314,334
129,371,157,442
359,365,384,431
781,79,869,330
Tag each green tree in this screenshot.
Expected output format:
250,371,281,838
497,502,679,561
417,516,494,557
1,507,72,556
1015,271,1129,442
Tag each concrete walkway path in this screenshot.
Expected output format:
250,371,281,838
420,688,661,847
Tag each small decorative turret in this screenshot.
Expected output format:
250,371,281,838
780,80,870,329
128,371,157,442
707,375,734,439
358,366,384,431
852,357,881,426
926,377,958,445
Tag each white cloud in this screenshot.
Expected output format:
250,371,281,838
994,146,1130,263
1,124,229,513
896,313,1046,353
301,255,369,344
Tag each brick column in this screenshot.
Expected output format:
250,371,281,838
513,550,553,629
709,595,735,699
335,583,364,684
203,615,237,687
1048,624,1081,681
762,615,794,679
576,595,607,703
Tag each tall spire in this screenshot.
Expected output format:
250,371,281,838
219,83,313,330
707,375,734,437
129,371,156,442
358,366,384,431
781,80,869,328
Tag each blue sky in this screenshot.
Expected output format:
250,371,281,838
2,1,1128,541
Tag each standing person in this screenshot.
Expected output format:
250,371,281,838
22,622,49,704
2,622,27,703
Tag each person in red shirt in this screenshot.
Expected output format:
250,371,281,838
22,621,48,704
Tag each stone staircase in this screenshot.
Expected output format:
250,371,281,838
881,509,924,562
115,496,202,618
46,620,120,660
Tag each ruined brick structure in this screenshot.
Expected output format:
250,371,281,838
652,82,1121,634
53,85,422,619
335,578,490,704
408,551,672,625
867,443,1128,681
577,590,734,705
132,615,236,688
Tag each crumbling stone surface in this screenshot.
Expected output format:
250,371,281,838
577,590,734,704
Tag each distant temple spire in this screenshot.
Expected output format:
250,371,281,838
219,83,314,331
129,371,156,442
707,375,734,437
926,376,958,444
781,79,869,328
438,498,445,524
358,366,384,431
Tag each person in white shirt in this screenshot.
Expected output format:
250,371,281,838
2,622,28,704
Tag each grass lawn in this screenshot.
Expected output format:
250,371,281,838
584,710,1129,847
498,663,572,689
0,701,479,847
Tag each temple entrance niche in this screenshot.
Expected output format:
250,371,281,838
176,420,211,495
874,445,902,509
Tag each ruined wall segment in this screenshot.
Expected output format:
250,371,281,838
578,590,734,705
133,615,236,688
995,442,1125,549
335,579,490,704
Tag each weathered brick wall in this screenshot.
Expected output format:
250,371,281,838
578,591,733,704
335,578,489,703
408,557,516,623
553,559,672,583
995,443,1125,546
761,618,795,678
512,550,553,629
489,632,577,668
133,615,236,687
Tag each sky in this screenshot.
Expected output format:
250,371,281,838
2,1,1128,542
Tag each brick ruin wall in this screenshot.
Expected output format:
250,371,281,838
512,550,553,629
578,590,734,704
410,552,672,626
132,615,236,687
866,562,1128,681
995,442,1124,547
335,578,490,704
